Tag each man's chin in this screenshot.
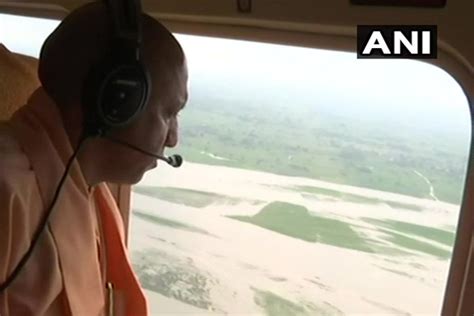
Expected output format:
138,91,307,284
108,161,157,185
113,171,146,185
148,160,158,170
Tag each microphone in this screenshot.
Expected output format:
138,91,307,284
104,136,183,168
166,154,183,168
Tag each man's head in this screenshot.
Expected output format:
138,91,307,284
38,1,188,185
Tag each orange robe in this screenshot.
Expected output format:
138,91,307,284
0,44,40,120
0,88,147,315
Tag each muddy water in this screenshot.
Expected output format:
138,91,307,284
129,162,458,315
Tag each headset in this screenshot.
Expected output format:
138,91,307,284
0,0,181,293
82,0,150,137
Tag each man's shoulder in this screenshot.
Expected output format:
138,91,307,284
0,122,36,193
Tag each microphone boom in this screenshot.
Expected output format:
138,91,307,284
167,154,183,168
105,136,183,168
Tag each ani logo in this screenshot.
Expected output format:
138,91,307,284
357,25,437,59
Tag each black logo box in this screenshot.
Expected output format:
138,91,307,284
357,25,437,59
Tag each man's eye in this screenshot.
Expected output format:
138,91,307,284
163,110,174,119
164,112,178,122
171,110,181,118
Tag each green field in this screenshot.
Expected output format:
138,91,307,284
297,185,379,204
295,185,424,211
253,288,343,316
364,218,456,247
364,218,454,259
225,201,453,259
171,79,469,204
382,230,452,259
227,201,374,253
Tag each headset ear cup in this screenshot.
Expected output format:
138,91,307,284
97,62,149,126
82,60,149,135
81,0,148,137
82,62,107,135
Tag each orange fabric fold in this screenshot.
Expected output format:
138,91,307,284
0,88,147,316
95,185,148,316
0,43,40,120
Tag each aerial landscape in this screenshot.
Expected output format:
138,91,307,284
129,36,470,315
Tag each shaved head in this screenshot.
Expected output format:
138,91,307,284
39,1,185,110
37,1,188,185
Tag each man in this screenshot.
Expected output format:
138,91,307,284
0,1,188,315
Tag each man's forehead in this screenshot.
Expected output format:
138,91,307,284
165,84,188,111
177,75,189,106
156,62,188,110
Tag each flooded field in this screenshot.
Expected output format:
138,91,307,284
129,162,458,316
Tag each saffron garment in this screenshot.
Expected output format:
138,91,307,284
0,88,147,316
0,44,40,120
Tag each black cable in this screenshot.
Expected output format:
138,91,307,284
0,135,89,293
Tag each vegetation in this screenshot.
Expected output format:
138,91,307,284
363,218,456,247
226,202,453,259
382,230,452,260
297,185,379,204
171,80,469,204
253,288,343,316
254,289,311,316
296,185,424,211
227,201,374,252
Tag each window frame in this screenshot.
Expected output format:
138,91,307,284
1,7,473,315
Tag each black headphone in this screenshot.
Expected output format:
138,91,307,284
82,0,150,137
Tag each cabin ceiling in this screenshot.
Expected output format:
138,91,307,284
0,0,473,101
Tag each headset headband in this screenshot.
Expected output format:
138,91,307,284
81,0,150,136
105,0,142,61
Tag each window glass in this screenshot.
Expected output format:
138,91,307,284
0,13,59,57
130,35,470,315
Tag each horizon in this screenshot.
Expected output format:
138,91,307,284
0,13,470,139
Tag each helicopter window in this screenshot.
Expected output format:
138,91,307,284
1,13,470,316
130,34,470,315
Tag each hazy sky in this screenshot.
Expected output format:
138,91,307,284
0,13,470,137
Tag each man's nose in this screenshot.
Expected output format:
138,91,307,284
165,120,178,148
